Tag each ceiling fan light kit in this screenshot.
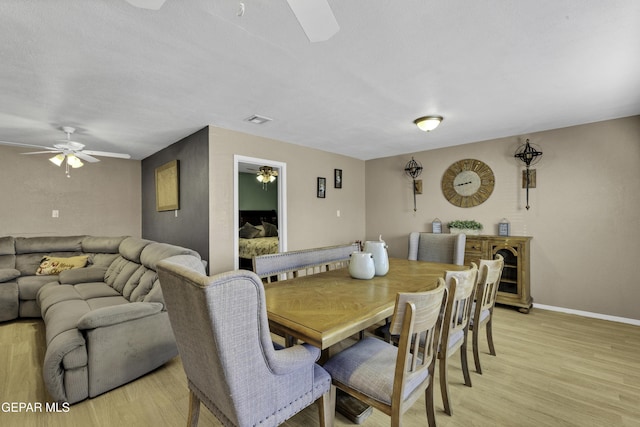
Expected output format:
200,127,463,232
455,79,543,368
414,116,443,132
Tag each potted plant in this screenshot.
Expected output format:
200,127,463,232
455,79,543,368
448,220,483,235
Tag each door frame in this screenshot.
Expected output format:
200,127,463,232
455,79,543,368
233,154,287,269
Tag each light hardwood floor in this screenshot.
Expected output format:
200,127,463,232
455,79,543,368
1,307,639,427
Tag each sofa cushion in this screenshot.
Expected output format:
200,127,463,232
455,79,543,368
0,282,19,322
81,236,126,254
0,268,20,282
43,298,92,345
17,275,60,300
119,237,152,263
15,236,85,254
0,236,15,256
88,253,120,268
140,242,200,270
73,282,121,300
38,284,84,317
104,257,142,293
0,254,16,269
36,255,89,276
15,252,83,276
87,296,129,311
129,270,158,302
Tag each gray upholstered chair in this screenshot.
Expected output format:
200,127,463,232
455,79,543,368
471,254,504,374
323,285,448,427
156,260,335,427
408,232,466,265
438,265,478,416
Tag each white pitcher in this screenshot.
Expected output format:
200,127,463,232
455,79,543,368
349,252,376,280
364,235,389,276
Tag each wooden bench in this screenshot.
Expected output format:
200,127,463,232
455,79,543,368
253,243,360,283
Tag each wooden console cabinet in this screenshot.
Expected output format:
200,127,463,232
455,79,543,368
463,235,533,313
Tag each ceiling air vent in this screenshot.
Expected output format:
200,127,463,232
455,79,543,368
245,115,272,125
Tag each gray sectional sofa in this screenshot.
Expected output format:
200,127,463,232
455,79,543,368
0,235,205,404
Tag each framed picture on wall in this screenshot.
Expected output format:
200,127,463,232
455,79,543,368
334,169,342,188
156,160,180,211
317,177,326,198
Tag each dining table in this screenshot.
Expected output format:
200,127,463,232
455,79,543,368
264,257,466,352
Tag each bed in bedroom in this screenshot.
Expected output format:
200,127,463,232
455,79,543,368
238,210,280,270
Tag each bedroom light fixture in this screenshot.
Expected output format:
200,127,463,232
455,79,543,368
414,115,443,132
256,166,278,190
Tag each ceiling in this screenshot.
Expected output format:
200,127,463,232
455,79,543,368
1,0,639,161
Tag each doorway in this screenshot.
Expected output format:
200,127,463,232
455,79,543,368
233,155,287,270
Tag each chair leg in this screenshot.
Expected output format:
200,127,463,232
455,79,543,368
425,381,436,427
187,390,200,427
439,358,452,416
317,384,336,427
473,328,483,374
486,319,496,356
460,342,472,387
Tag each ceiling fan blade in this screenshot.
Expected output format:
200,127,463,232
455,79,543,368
286,0,339,43
74,152,100,163
0,140,57,150
82,150,132,159
20,150,63,155
124,0,167,10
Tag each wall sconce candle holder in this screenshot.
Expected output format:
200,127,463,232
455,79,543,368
514,139,543,210
404,157,423,212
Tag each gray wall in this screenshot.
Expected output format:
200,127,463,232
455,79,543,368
142,127,209,264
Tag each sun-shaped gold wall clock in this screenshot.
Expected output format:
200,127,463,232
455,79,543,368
441,159,495,208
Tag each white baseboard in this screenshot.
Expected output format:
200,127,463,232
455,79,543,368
533,303,640,326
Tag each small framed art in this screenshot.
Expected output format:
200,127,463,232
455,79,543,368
317,177,326,198
334,169,342,188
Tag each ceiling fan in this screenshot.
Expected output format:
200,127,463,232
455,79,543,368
0,126,131,178
124,0,340,43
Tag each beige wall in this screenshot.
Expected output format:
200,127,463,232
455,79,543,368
208,126,366,273
366,116,640,320
0,145,141,237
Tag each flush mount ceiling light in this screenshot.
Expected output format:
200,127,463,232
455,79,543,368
414,116,443,132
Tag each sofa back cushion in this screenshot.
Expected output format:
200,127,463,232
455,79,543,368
81,236,126,254
15,236,85,254
104,239,202,303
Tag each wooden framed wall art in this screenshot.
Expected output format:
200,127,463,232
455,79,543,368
156,160,180,211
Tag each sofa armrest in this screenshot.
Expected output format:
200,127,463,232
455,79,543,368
0,268,20,283
77,302,164,330
58,267,107,285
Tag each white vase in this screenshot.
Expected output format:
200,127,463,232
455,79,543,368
363,238,389,276
349,252,376,280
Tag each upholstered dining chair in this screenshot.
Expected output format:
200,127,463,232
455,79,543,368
408,232,466,265
438,265,478,416
323,284,448,427
156,257,335,427
471,254,504,374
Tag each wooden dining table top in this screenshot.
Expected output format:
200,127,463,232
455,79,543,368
264,257,466,350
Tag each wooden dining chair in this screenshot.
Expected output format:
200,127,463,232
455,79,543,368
323,284,448,427
471,254,504,374
438,265,478,416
